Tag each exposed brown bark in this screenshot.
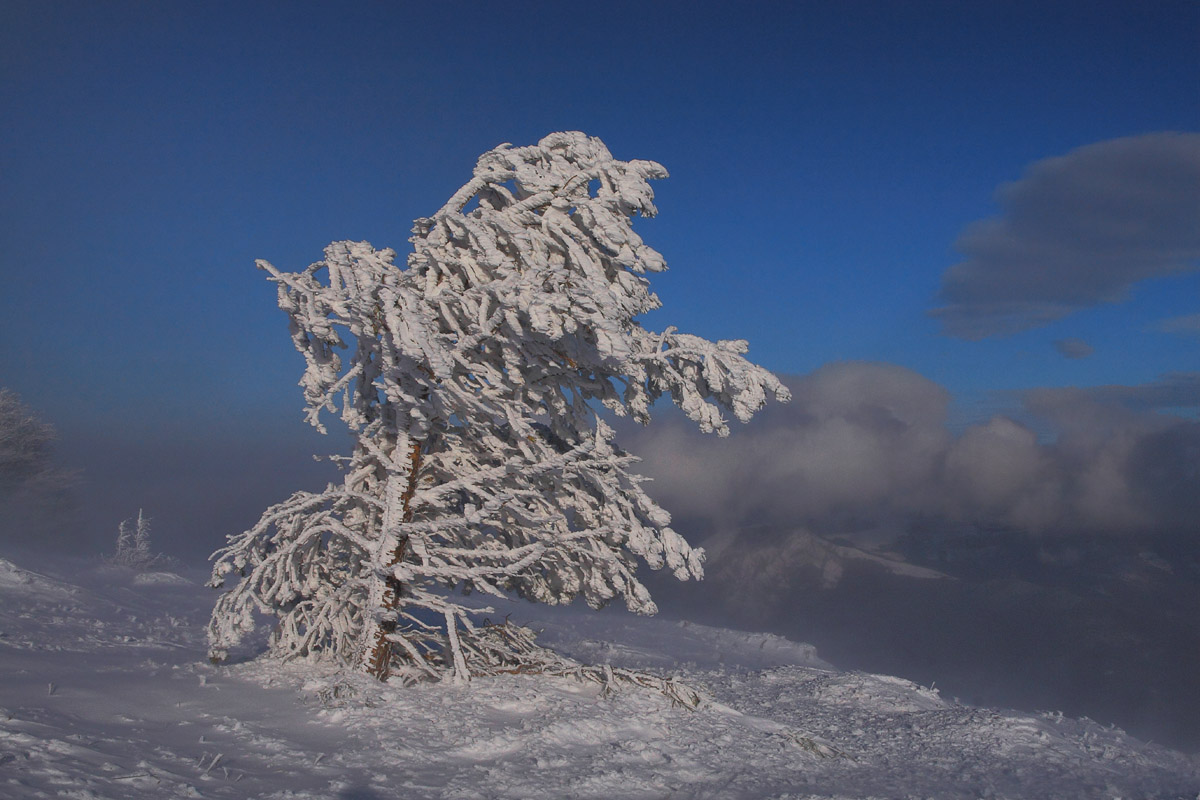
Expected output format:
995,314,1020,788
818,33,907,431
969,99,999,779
365,438,423,681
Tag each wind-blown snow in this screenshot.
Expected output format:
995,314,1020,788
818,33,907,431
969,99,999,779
0,555,1196,799
0,559,75,599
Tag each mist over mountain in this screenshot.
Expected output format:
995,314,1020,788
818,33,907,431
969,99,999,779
646,520,1200,753
626,364,1200,752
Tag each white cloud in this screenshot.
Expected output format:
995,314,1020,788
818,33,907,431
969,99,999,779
930,132,1200,339
1034,371,1200,414
630,363,1200,541
631,362,952,532
943,416,1061,530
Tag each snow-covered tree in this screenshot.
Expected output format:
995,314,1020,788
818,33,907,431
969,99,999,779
0,389,59,498
207,132,790,685
0,390,76,541
109,509,168,570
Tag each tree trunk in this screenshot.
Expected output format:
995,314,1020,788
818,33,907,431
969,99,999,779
363,437,423,681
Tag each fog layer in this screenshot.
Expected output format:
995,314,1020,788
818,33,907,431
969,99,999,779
628,363,1200,752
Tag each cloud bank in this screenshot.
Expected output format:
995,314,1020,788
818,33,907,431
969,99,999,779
930,132,1200,339
629,362,1200,541
631,366,1200,756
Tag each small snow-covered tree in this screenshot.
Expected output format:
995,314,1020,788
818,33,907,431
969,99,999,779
109,509,168,570
115,516,135,559
133,508,153,557
207,132,789,685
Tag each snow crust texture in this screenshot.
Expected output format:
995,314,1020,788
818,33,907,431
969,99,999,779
2,556,1198,799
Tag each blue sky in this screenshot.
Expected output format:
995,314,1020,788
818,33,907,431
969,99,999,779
2,1,1197,549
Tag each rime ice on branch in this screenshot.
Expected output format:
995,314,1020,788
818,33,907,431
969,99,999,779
207,132,789,684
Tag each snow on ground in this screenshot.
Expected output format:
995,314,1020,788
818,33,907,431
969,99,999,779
1,554,1197,799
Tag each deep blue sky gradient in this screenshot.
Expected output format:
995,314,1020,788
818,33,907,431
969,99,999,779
2,0,1197,546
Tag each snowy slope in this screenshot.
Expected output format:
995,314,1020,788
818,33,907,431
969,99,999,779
1,555,1197,799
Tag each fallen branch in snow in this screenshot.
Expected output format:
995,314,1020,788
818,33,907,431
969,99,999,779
706,699,850,759
313,619,707,711
456,619,707,709
201,752,224,776
111,773,155,782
